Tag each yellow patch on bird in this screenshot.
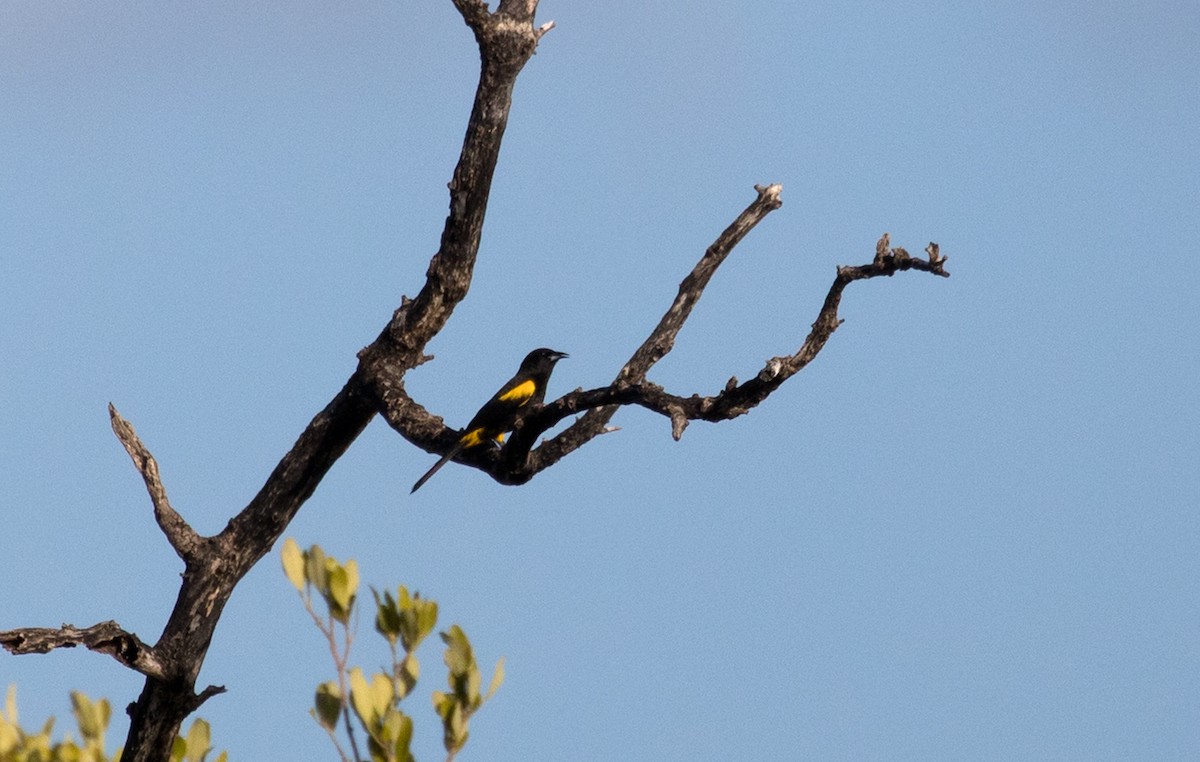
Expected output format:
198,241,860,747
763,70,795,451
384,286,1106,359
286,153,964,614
497,379,536,404
460,428,488,447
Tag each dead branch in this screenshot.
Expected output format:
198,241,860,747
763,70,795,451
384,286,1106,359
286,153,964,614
109,404,202,561
389,198,949,484
497,232,948,481
528,183,786,464
0,621,168,681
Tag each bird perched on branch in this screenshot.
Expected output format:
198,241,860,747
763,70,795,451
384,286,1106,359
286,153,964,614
411,347,569,493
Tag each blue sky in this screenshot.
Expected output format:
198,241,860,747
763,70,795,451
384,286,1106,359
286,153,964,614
3,1,1198,760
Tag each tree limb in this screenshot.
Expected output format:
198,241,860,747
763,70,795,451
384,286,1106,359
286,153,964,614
109,404,202,562
387,191,950,484
533,183,786,461
380,183,786,467
495,234,948,480
0,621,168,681
550,238,947,427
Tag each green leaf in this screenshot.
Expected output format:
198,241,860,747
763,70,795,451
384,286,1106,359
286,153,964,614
327,559,358,617
366,734,387,762
370,673,394,719
396,587,439,652
373,588,401,646
326,564,352,623
387,709,413,753
314,682,342,731
184,718,211,762
170,736,187,762
57,739,82,762
27,717,53,755
281,537,306,591
396,587,417,651
440,625,486,709
349,668,374,726
431,690,452,720
350,668,394,728
433,688,468,752
0,722,18,756
486,656,506,701
418,598,439,643
465,661,482,707
305,544,328,594
395,652,419,700
4,684,16,724
446,701,467,752
70,691,107,743
344,559,360,602
440,625,474,678
98,697,112,738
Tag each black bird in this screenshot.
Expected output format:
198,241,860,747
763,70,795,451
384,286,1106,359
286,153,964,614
411,348,568,493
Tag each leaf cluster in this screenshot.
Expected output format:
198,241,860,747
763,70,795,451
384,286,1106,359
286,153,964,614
0,687,223,762
282,540,502,762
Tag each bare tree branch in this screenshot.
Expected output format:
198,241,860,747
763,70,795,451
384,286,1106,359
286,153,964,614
380,183,788,468
388,190,949,484
109,403,202,561
186,684,229,713
495,233,948,480
526,238,946,430
6,4,949,761
0,621,168,681
388,186,950,484
543,183,785,449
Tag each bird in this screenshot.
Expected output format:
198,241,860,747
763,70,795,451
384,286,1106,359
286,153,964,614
410,347,568,493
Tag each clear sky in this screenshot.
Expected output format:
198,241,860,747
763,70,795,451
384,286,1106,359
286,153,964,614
3,1,1198,760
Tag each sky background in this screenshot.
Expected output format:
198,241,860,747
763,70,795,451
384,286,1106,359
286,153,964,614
3,1,1199,760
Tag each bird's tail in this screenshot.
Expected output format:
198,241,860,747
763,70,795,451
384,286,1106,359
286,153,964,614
410,439,468,493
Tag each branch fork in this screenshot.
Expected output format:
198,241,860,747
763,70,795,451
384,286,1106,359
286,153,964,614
390,186,949,485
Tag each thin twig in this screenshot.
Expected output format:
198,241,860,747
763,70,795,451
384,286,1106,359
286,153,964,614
338,616,363,762
301,588,364,762
502,231,949,476
522,184,786,465
622,183,785,381
108,404,202,561
318,721,353,762
185,685,229,713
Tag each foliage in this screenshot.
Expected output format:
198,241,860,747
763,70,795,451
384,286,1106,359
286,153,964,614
282,539,503,762
0,686,224,762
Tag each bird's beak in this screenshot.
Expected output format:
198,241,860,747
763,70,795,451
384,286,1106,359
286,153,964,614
553,351,569,360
